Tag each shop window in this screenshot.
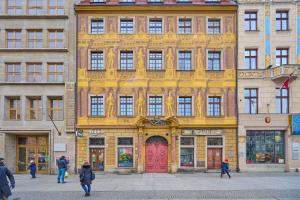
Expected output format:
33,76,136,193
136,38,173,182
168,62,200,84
207,137,223,146
89,138,105,146
180,137,194,167
117,137,133,167
246,130,285,164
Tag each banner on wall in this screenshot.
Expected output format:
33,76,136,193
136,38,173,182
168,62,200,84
291,114,300,135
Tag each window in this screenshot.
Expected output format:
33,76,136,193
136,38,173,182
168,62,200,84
117,137,133,167
178,18,192,34
6,96,21,120
119,96,133,116
27,30,42,48
119,0,135,3
148,51,163,70
244,88,258,114
207,137,223,146
180,137,194,167
6,63,21,82
90,0,106,3
90,51,104,70
120,19,134,34
7,30,22,48
47,63,64,82
120,51,134,70
207,51,221,70
178,96,192,116
48,0,64,15
276,88,289,114
149,18,162,34
276,11,288,31
91,19,104,34
7,0,23,15
90,96,104,117
208,96,221,117
148,0,163,3
48,30,64,48
89,138,105,146
148,96,163,116
246,130,285,164
208,19,221,34
178,51,192,70
177,0,192,3
26,63,42,82
244,12,257,31
27,96,42,120
244,49,257,69
28,0,43,15
48,96,63,120
276,48,288,66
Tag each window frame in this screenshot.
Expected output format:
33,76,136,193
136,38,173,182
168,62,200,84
5,63,21,82
119,95,134,117
7,0,23,15
117,137,134,168
276,88,289,114
6,96,21,120
244,49,258,69
48,29,64,48
147,95,163,117
276,10,289,31
244,88,258,114
179,136,195,168
47,96,64,121
90,51,104,70
207,96,221,117
27,29,43,48
47,63,64,82
178,17,192,34
26,63,42,82
177,50,192,71
148,18,163,34
177,96,193,117
119,18,134,34
48,0,64,15
207,18,221,34
276,48,289,66
6,30,22,48
148,50,163,70
207,51,221,71
90,18,105,34
244,11,257,31
27,0,43,15
26,96,42,121
119,50,134,70
90,95,105,117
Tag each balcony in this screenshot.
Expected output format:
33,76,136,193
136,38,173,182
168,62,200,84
238,64,299,80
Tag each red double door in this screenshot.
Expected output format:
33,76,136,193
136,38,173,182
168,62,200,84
207,148,222,169
145,137,168,173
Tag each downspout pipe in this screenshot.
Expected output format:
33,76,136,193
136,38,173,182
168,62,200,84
74,6,78,174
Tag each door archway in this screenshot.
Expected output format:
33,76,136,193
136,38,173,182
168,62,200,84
145,136,168,173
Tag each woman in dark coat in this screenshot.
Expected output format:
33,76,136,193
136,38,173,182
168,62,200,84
80,161,95,197
27,160,37,178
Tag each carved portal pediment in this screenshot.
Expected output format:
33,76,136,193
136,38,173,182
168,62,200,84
136,116,179,128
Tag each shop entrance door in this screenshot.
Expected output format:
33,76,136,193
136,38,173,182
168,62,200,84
207,148,222,169
16,136,49,174
89,148,105,171
145,136,168,173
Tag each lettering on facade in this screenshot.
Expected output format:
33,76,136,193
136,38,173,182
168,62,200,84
238,70,264,79
182,129,224,136
147,119,168,126
89,129,103,137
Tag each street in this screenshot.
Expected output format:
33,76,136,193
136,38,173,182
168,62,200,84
10,172,300,200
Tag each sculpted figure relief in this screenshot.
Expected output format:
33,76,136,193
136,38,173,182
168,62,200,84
197,92,203,117
166,48,175,78
136,48,146,78
167,92,174,117
137,93,145,116
107,92,114,117
197,48,203,70
106,48,116,78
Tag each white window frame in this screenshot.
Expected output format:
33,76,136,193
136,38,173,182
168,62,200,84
147,94,164,117
88,94,105,117
116,136,135,168
179,136,196,168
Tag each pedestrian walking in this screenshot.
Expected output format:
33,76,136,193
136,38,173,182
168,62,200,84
57,156,68,183
221,158,231,178
27,160,36,179
0,158,15,200
80,161,95,197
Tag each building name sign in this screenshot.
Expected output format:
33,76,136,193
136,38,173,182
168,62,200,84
291,114,300,135
182,129,224,136
89,129,103,137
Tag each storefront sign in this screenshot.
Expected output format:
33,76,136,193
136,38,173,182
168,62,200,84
291,114,300,135
89,129,103,137
75,129,83,137
292,143,299,160
182,129,223,136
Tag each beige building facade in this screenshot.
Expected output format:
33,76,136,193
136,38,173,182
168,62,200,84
238,0,300,171
0,0,77,174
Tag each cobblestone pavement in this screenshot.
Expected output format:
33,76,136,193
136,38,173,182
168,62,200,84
10,173,300,200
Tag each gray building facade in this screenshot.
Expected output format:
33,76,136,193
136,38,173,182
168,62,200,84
0,0,77,174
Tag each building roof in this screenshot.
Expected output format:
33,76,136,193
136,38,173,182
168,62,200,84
77,0,237,6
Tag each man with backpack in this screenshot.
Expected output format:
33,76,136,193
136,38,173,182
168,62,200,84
79,161,95,197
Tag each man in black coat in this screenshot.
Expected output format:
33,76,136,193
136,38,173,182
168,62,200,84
0,158,15,200
56,156,68,183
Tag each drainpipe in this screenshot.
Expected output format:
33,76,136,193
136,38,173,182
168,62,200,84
74,8,78,175
235,4,240,173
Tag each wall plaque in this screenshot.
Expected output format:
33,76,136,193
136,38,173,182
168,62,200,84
182,129,223,136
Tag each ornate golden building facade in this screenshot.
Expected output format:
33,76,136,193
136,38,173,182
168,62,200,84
75,0,237,173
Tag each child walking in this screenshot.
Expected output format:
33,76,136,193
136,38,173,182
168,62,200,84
221,158,231,178
28,160,36,178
